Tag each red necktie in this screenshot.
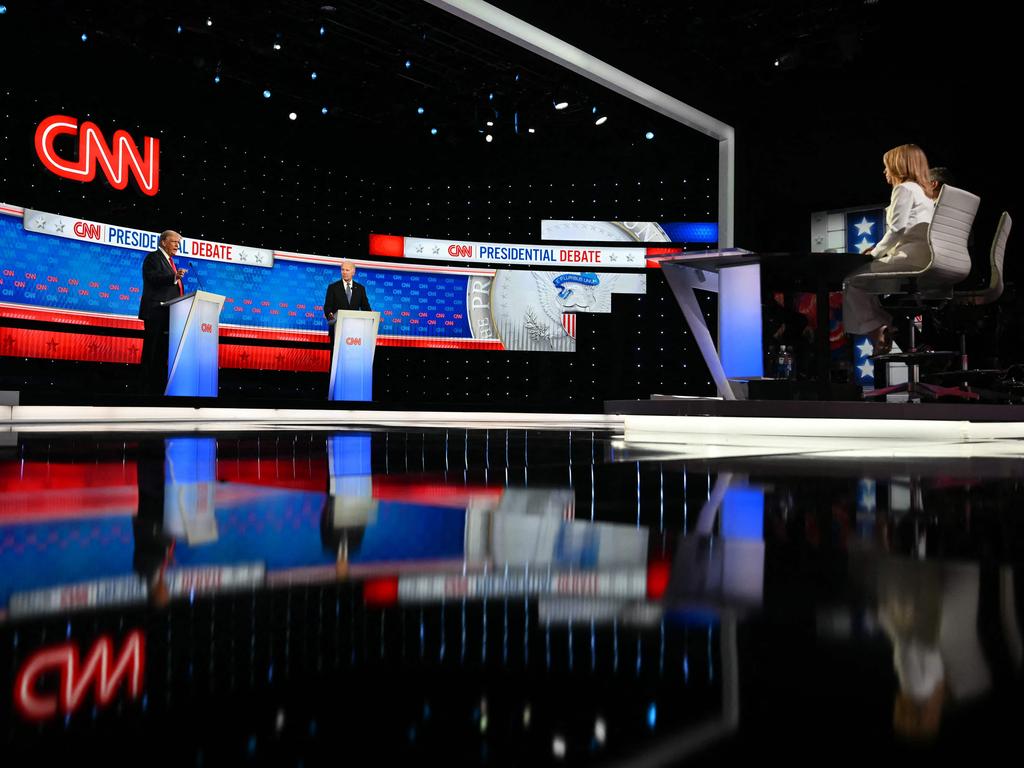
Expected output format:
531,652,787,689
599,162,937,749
167,253,183,296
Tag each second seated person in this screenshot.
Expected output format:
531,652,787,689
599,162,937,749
843,143,937,353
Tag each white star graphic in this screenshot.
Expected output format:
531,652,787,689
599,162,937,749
54,221,66,233
857,359,875,378
856,338,874,357
33,216,46,229
854,217,875,236
855,236,875,254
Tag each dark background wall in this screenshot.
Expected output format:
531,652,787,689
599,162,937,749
1,0,1020,406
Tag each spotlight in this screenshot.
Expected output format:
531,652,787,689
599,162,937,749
485,134,493,143
554,101,568,110
321,106,328,114
595,116,608,125
213,75,221,84
527,128,536,134
263,89,271,99
311,71,317,80
486,121,493,126
0,6,8,14
645,131,654,139
417,106,425,114
430,128,438,135
176,25,182,34
288,112,297,121
273,43,281,50
80,32,88,42
319,26,325,36
206,18,213,27
592,106,597,114
404,59,411,69
488,93,494,101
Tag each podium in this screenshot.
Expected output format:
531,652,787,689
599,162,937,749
164,291,226,397
329,310,380,401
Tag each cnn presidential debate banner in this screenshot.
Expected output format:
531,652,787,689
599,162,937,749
0,204,646,370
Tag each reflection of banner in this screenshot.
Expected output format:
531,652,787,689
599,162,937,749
540,220,718,244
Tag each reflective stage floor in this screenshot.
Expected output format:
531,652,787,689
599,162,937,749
1,427,1021,765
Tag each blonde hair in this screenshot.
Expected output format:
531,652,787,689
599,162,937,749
883,144,936,198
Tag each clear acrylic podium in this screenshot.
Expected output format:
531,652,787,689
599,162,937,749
328,310,380,401
164,291,226,397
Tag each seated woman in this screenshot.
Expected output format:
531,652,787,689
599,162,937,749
843,144,937,353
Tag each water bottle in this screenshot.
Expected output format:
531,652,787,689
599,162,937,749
782,346,794,380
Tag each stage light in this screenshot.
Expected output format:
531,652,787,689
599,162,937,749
176,25,182,33
417,106,425,114
213,75,221,84
0,6,8,14
592,106,597,114
273,42,281,50
595,116,608,125
554,101,568,110
288,112,297,121
311,71,317,79
263,89,271,98
430,128,438,135
80,32,88,42
321,106,328,114
488,92,494,101
485,134,493,143
528,128,535,134
404,59,411,68
206,18,213,27
645,131,654,139
486,121,493,126
319,25,325,36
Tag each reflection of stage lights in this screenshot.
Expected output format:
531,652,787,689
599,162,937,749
430,128,438,136
554,101,568,110
321,106,328,115
486,121,493,126
206,18,213,27
417,106,424,114
263,89,271,99
404,59,411,69
288,112,297,121
528,128,536,134
310,71,317,80
595,116,608,126
485,134,493,143
645,131,654,140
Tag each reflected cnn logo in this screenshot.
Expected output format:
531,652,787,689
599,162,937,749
34,115,160,196
13,630,146,721
345,337,362,346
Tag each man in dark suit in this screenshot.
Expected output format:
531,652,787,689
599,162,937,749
323,260,371,350
138,230,187,394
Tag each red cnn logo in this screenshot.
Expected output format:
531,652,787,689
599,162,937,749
14,630,146,721
447,244,473,258
34,115,160,196
345,337,362,346
72,220,103,240
200,322,213,333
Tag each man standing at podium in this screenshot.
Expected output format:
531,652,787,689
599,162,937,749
138,230,187,394
323,260,371,347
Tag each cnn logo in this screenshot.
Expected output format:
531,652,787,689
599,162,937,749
34,114,159,196
345,337,362,346
447,244,473,258
200,323,213,333
14,630,145,721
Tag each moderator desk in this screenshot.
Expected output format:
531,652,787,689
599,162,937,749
660,251,872,399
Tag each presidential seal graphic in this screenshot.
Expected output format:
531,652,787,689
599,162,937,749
480,270,646,351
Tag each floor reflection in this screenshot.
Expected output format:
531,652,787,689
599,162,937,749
0,429,1021,763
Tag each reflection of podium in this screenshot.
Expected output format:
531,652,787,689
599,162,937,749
164,291,226,397
329,310,380,401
